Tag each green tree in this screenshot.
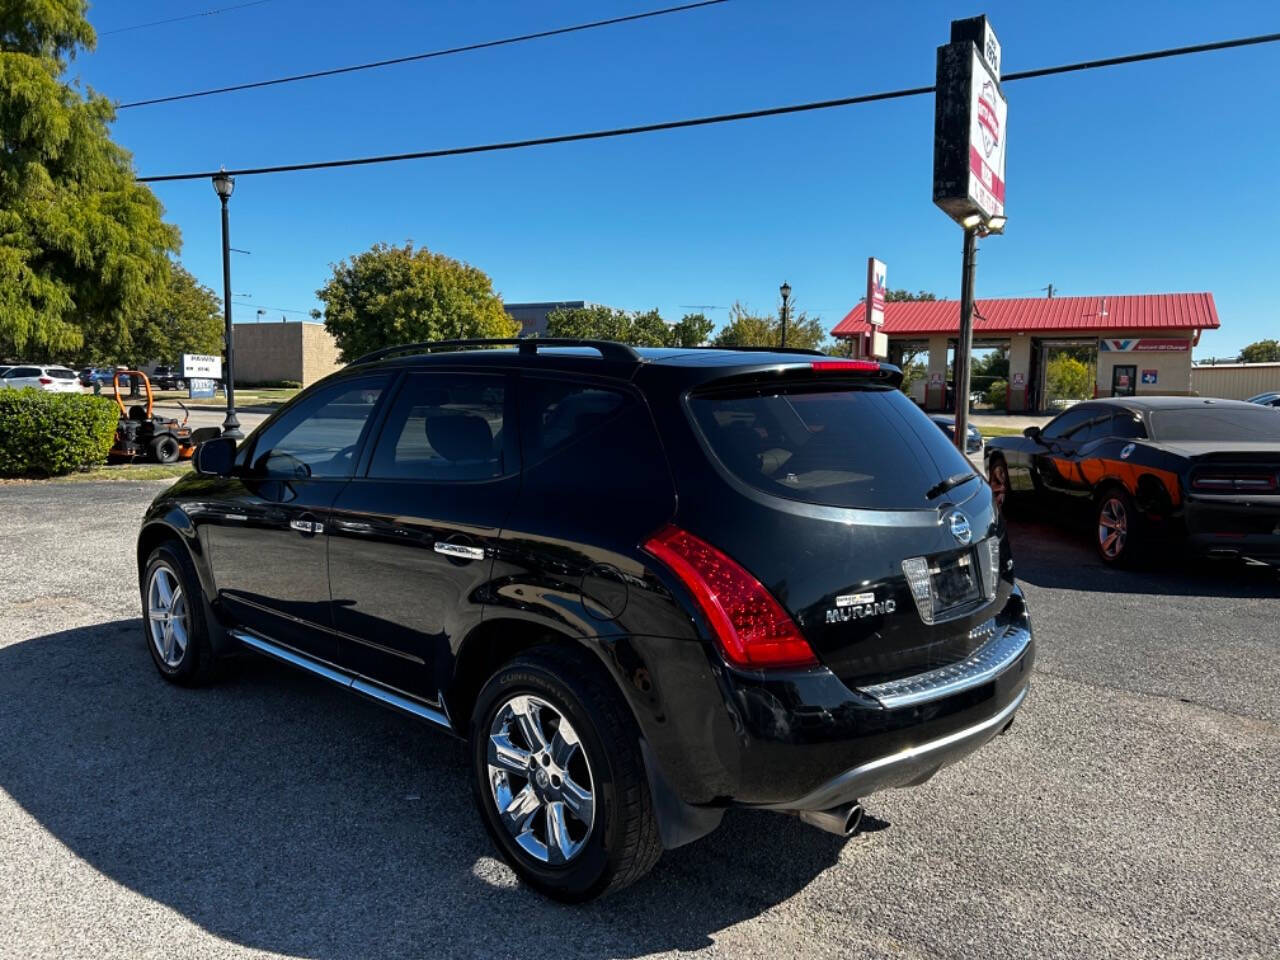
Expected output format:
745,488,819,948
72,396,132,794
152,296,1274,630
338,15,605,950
1239,339,1280,363
628,309,672,347
712,302,829,351
545,305,634,341
121,262,223,366
1045,355,1093,400
0,0,181,360
315,242,517,361
885,289,937,302
670,312,713,347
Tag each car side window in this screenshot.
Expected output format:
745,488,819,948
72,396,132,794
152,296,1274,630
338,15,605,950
367,372,507,481
6,367,40,378
249,376,388,479
1109,412,1147,439
1041,406,1096,441
520,377,631,467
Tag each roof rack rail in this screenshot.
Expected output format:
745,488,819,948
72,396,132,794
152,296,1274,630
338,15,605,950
350,337,642,366
684,344,827,357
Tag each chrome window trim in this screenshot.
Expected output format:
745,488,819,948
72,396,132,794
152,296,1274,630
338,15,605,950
856,621,1031,709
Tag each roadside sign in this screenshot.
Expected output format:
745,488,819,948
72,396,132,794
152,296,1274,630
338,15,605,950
930,371,944,386
182,353,222,379
188,378,217,399
1141,369,1158,385
867,258,887,327
1012,372,1025,386
933,16,1007,227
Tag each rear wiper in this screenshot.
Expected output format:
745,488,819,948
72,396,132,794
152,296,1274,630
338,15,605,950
926,471,978,501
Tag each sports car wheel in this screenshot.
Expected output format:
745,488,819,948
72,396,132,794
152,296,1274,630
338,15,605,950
1096,487,1139,566
988,458,1010,511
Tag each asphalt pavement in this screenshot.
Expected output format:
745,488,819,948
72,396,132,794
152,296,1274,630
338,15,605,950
0,480,1276,959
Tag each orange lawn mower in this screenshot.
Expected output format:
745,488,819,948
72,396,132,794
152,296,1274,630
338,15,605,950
108,370,202,463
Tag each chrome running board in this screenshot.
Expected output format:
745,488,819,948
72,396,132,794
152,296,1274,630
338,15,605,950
231,629,451,730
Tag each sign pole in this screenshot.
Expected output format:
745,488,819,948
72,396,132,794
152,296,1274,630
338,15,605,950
954,227,979,452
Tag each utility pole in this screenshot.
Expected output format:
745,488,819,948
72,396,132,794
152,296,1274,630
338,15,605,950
779,281,792,349
212,170,242,440
1043,283,1055,298
953,227,980,451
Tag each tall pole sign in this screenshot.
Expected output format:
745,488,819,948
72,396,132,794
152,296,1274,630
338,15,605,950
933,14,1007,453
867,257,888,359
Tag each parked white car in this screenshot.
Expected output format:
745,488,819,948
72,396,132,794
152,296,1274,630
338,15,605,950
0,365,82,393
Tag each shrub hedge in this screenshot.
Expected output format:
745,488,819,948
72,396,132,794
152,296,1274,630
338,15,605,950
0,390,120,477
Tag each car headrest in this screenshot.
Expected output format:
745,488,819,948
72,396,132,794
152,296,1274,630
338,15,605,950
128,405,149,422
425,412,493,462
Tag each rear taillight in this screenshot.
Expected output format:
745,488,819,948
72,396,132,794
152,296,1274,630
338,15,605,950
811,360,880,372
1191,472,1278,492
642,524,817,669
38,376,53,384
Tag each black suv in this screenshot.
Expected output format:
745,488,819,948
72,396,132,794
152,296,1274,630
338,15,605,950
136,339,1033,901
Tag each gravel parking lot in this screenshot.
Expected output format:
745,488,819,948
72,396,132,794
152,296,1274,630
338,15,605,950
1,481,1276,959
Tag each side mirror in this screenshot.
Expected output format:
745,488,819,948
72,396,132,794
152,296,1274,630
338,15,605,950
1022,425,1042,441
194,435,237,477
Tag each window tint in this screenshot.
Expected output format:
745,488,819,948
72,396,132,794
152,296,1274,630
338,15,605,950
1109,412,1147,439
1151,407,1280,443
688,385,974,510
1041,405,1096,440
367,372,506,481
46,369,76,380
250,376,387,479
6,367,40,378
521,378,630,466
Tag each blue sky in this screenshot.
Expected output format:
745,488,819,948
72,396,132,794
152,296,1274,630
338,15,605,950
75,0,1278,357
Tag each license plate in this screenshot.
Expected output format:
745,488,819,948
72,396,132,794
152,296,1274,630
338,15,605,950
930,550,981,609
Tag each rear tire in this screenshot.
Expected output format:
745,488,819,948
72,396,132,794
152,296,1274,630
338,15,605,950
149,435,181,464
1095,486,1141,566
470,647,662,902
142,543,219,685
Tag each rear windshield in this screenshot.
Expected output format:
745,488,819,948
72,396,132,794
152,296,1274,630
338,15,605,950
46,369,77,380
688,384,976,509
1151,407,1280,442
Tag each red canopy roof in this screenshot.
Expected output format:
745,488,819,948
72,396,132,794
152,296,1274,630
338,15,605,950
832,293,1219,338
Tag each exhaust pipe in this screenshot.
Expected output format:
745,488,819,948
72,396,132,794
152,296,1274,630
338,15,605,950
798,802,863,837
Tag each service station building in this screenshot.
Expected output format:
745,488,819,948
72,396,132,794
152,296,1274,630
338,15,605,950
832,292,1219,412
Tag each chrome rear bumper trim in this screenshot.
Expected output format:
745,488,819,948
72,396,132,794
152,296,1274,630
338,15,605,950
856,622,1032,709
231,629,451,730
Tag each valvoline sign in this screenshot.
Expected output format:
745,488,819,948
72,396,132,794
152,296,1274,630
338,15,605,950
1101,339,1189,352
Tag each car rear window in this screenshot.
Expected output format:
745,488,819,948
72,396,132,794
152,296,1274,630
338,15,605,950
46,369,77,380
1151,407,1280,442
688,384,976,509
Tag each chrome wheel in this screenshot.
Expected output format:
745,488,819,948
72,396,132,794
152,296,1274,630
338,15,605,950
147,564,189,668
1098,497,1128,559
989,460,1009,510
487,694,596,865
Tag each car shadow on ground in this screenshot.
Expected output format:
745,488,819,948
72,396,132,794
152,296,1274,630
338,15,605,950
0,620,858,959
1004,510,1279,598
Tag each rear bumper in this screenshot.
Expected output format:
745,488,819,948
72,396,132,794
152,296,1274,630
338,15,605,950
703,588,1033,810
1183,496,1280,563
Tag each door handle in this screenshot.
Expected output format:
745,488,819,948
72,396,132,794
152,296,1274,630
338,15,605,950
434,541,485,561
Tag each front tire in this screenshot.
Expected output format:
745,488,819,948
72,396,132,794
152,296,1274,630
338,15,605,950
142,544,219,685
149,434,181,463
470,648,662,902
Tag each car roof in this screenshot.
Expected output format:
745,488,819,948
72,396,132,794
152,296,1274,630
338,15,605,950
1084,396,1262,413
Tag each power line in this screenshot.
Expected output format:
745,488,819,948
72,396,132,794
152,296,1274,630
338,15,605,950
99,0,277,38
117,0,730,110
136,29,1280,183
232,300,312,315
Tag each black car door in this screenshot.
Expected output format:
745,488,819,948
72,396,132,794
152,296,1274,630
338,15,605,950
202,374,390,662
327,369,519,703
1031,405,1099,501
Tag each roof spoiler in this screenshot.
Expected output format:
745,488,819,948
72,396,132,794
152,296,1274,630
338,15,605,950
696,358,904,392
350,337,642,366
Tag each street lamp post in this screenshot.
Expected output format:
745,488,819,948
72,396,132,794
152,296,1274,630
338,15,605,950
779,281,792,349
212,170,242,440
